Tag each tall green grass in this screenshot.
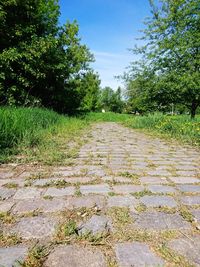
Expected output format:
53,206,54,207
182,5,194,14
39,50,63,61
0,107,62,150
85,112,131,122
0,107,88,163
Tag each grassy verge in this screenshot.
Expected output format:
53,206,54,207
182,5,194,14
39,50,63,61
124,113,200,146
0,107,89,164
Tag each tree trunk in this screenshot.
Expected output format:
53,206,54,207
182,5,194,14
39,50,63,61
191,101,198,119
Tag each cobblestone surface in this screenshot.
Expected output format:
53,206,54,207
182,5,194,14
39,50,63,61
0,246,28,267
0,122,199,266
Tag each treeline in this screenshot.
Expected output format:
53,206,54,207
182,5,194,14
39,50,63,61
0,0,101,114
123,0,200,118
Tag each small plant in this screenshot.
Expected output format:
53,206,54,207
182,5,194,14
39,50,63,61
179,206,194,223
20,245,49,267
56,220,78,242
0,231,21,246
108,207,131,227
63,220,77,236
0,212,16,224
135,204,147,213
119,172,140,184
108,192,116,197
156,243,192,266
78,230,109,245
156,206,177,214
74,188,82,197
44,179,69,188
132,189,152,198
43,195,53,200
3,182,18,189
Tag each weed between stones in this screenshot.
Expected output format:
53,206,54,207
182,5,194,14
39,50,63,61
0,212,16,224
20,245,50,267
0,232,22,247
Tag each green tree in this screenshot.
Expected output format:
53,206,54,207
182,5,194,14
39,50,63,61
125,0,200,118
79,71,101,112
98,86,124,113
0,0,97,114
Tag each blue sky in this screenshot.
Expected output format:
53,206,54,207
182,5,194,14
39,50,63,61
59,0,151,89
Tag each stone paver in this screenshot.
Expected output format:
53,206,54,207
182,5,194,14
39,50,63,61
131,211,191,230
140,176,168,184
1,122,200,266
107,196,138,207
13,188,43,199
191,209,200,224
0,188,15,200
0,201,15,212
141,195,177,208
44,187,75,197
169,177,199,184
0,172,14,179
80,184,111,194
12,216,58,239
177,184,200,193
44,245,107,267
113,185,144,194
147,169,171,176
115,242,165,267
12,199,67,214
168,236,200,266
176,170,197,176
68,195,106,209
78,215,111,235
0,246,28,267
33,177,95,186
180,196,200,205
102,176,132,183
148,184,177,194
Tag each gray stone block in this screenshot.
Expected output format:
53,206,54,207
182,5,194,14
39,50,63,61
132,211,191,230
12,216,58,239
80,184,110,194
0,246,28,267
168,236,200,266
13,188,43,199
181,196,200,205
44,187,75,197
169,177,199,184
0,188,16,200
141,195,177,208
148,185,176,194
113,185,144,194
44,245,107,267
115,242,165,266
107,196,138,207
177,184,200,193
78,215,111,235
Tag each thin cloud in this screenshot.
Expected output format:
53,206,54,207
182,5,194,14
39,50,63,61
91,50,135,89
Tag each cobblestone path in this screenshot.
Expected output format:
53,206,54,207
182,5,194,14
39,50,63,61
0,122,200,266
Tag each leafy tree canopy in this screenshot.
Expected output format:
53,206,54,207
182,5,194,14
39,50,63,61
124,0,200,118
0,0,100,114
